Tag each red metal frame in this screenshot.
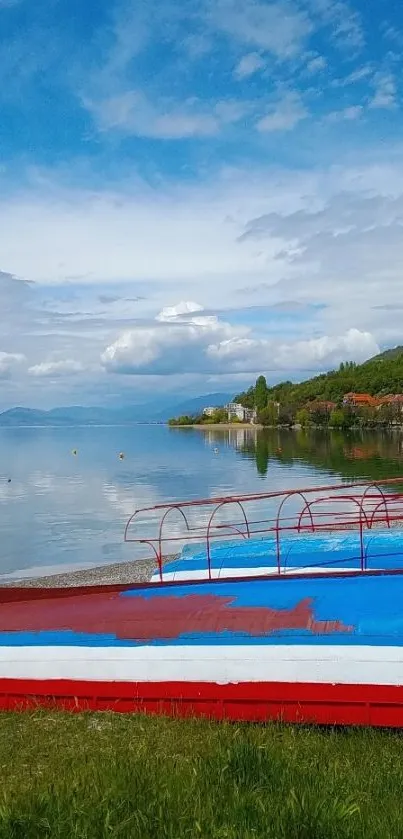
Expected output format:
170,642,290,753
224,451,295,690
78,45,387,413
2,678,403,727
206,500,250,580
124,478,403,580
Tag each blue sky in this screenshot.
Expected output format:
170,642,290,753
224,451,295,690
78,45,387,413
0,0,402,408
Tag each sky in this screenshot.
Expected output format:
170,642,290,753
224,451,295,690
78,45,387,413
1,0,403,409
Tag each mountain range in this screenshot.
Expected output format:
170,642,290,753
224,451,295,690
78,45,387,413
0,393,233,426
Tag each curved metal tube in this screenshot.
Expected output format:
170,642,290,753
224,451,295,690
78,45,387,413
299,495,370,571
275,491,315,573
157,506,191,581
206,500,250,581
361,483,390,530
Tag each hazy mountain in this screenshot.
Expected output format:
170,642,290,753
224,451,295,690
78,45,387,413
0,406,143,426
0,393,233,425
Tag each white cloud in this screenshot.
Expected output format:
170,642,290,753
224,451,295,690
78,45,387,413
331,64,373,87
156,301,204,321
370,73,397,109
0,175,270,287
208,329,379,372
308,0,364,50
101,302,379,376
0,352,25,378
326,105,363,122
306,55,327,73
2,156,403,405
28,360,84,377
101,305,241,375
212,0,312,58
234,52,265,79
84,91,222,139
257,93,308,132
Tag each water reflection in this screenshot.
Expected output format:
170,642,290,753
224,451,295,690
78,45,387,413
235,428,403,482
1,424,403,579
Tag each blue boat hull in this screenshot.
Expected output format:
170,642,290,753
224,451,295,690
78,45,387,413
1,566,403,726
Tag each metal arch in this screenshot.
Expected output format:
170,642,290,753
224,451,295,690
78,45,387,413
360,483,391,530
139,541,162,582
297,494,369,531
298,494,371,571
122,478,403,585
368,495,403,530
206,500,251,581
124,509,142,543
157,506,191,582
275,491,315,574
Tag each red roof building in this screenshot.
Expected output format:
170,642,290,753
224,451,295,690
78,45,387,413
343,393,380,408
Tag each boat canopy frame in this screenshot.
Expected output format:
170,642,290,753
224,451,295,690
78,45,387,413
124,478,403,582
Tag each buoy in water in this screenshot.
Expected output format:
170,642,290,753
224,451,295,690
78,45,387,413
213,448,219,454
72,449,78,456
119,452,125,460
7,478,11,483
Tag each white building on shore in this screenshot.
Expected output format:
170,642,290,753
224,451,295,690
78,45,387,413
225,403,257,423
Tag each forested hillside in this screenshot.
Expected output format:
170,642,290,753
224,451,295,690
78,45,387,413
235,348,403,408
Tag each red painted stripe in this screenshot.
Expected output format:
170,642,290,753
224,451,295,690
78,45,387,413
3,565,403,605
0,679,403,727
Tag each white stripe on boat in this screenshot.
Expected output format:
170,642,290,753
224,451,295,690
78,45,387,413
151,566,368,582
0,645,402,686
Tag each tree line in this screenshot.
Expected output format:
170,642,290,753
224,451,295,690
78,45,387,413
169,348,403,428
235,351,403,428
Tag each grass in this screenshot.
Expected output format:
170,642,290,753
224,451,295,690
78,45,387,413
0,713,402,838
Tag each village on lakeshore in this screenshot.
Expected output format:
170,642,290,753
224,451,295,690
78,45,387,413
169,348,403,429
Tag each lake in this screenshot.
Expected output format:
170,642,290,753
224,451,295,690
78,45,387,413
1,425,403,579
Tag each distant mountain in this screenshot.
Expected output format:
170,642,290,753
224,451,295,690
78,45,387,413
0,406,145,426
0,394,234,426
157,393,233,420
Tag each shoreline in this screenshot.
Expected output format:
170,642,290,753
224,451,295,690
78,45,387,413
3,557,161,589
5,516,403,589
170,422,403,431
170,423,262,430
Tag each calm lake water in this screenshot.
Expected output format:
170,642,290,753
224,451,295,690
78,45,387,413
1,425,403,579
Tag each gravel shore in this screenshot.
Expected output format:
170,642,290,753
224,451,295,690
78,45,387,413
4,557,162,588
4,520,403,589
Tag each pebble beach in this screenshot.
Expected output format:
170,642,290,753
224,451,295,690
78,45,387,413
4,557,160,588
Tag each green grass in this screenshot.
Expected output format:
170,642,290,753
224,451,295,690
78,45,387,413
0,713,402,838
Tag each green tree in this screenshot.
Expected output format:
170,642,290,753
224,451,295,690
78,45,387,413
257,402,278,426
309,407,330,427
277,404,296,426
168,415,195,426
329,408,356,429
295,408,310,427
202,408,227,424
255,375,268,411
329,409,345,429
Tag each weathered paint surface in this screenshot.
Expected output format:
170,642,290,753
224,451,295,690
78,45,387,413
0,518,402,724
1,555,403,726
154,530,403,581
0,591,352,642
0,571,402,648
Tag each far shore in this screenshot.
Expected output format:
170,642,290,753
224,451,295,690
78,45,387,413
170,422,262,430
170,422,403,431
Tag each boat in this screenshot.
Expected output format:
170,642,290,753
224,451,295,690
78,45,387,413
3,478,403,727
